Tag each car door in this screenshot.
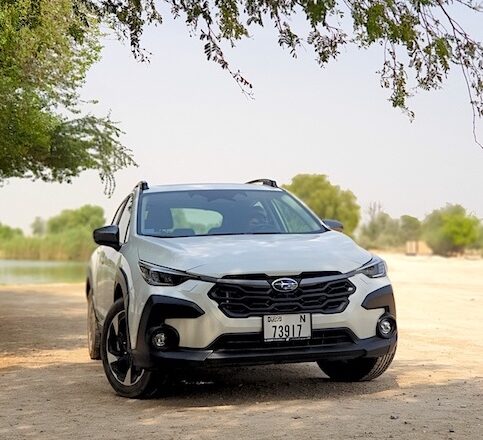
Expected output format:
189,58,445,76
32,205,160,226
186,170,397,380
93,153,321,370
96,195,132,320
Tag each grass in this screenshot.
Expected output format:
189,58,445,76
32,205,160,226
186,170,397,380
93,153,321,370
0,228,96,261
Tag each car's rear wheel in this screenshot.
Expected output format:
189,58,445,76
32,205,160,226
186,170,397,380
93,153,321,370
87,290,101,360
101,298,160,398
317,348,396,382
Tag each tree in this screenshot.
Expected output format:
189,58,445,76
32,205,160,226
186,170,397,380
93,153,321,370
47,205,105,235
0,223,23,241
31,217,47,236
283,174,360,235
423,204,480,256
0,0,136,193
399,215,422,242
77,0,482,134
474,224,483,254
358,203,403,249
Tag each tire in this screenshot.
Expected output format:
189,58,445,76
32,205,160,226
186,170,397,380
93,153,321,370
317,348,396,382
100,298,160,398
87,290,101,360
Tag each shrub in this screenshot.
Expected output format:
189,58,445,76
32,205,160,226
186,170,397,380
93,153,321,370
0,205,103,261
423,204,480,256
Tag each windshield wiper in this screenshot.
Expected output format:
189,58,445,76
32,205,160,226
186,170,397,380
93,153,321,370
249,232,283,235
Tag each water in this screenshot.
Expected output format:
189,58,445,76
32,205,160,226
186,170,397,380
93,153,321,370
0,259,86,284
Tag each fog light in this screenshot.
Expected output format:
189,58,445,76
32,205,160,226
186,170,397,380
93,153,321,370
377,316,396,338
150,325,180,350
152,331,167,348
380,319,392,334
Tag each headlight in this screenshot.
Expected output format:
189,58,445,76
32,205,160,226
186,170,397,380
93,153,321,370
356,257,387,278
139,261,192,286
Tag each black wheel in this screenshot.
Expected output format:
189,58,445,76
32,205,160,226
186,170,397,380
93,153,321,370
87,290,101,360
101,299,160,398
317,348,396,382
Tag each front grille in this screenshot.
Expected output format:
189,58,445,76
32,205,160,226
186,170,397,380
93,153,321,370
209,329,355,351
207,273,356,318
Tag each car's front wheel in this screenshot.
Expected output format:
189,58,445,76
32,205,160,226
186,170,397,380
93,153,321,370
317,349,396,382
101,298,160,398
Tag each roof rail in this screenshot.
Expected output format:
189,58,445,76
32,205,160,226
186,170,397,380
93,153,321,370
246,178,278,188
136,181,149,191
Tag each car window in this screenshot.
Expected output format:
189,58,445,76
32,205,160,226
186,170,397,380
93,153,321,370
138,190,325,237
171,208,222,235
118,196,133,244
272,195,318,233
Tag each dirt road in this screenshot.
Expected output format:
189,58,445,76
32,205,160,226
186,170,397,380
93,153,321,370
1,254,482,439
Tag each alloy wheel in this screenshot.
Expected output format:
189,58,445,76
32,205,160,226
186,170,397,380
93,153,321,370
106,310,145,386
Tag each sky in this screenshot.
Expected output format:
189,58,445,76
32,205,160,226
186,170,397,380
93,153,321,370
1,11,482,233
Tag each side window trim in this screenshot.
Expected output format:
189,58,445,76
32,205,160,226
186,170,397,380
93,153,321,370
112,197,129,225
124,217,131,243
118,195,133,245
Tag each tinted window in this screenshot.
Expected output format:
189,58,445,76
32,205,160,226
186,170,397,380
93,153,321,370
138,190,324,237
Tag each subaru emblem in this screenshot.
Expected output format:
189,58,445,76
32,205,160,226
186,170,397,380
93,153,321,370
272,278,298,293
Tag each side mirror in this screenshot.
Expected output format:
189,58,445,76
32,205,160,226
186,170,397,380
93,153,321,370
93,225,121,250
323,219,344,232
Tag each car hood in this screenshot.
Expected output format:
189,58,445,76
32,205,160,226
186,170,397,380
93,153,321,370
136,232,372,278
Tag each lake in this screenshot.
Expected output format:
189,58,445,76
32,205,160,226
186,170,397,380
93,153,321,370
0,259,86,285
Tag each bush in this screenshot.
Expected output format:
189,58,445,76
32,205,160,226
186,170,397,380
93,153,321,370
358,211,402,250
357,206,423,250
423,204,480,256
0,223,23,241
0,205,103,261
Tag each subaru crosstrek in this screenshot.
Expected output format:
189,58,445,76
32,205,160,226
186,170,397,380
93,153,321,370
87,179,397,398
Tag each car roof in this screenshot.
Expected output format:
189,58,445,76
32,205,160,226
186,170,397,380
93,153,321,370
143,183,283,194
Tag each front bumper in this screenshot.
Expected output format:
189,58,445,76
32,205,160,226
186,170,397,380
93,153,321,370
130,284,397,370
129,273,394,349
132,333,397,369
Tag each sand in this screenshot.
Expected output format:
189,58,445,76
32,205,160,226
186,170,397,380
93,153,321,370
0,253,482,439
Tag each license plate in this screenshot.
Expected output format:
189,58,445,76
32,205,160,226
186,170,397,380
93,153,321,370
263,313,311,342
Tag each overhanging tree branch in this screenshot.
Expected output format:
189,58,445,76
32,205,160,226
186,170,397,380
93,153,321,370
77,0,482,143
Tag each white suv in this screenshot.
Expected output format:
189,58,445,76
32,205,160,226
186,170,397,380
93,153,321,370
87,179,397,398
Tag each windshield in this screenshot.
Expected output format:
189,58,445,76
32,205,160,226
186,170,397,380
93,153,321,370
137,189,326,238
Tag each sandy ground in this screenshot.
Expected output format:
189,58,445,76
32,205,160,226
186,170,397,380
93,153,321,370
0,254,482,440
